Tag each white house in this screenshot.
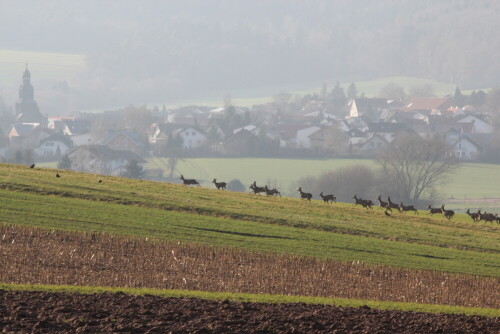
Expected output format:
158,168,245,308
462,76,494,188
35,133,73,160
456,115,494,134
67,145,146,176
63,120,93,146
173,126,207,149
296,126,321,149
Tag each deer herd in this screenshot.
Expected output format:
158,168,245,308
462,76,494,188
179,174,499,224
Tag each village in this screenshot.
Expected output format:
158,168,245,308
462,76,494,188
2,67,497,179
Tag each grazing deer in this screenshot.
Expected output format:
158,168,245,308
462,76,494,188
298,187,312,201
249,181,266,195
427,205,441,215
386,196,401,212
212,178,227,190
264,186,281,197
440,204,454,220
399,202,419,215
319,192,336,204
180,175,200,187
377,195,391,211
466,209,480,222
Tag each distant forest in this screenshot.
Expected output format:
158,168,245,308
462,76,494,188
1,0,499,107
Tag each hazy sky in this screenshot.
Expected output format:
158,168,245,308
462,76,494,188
1,0,499,113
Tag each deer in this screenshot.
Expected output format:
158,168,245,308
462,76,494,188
353,194,373,209
249,181,266,195
479,211,496,224
440,204,454,220
399,202,419,215
180,175,200,187
466,209,480,222
212,179,226,190
298,187,312,201
319,192,336,204
427,205,442,215
377,195,391,211
386,196,401,212
264,186,281,197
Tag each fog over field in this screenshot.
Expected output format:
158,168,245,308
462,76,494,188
1,0,499,112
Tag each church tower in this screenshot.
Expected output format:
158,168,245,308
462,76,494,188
15,65,47,126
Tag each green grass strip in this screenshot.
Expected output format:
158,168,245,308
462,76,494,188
1,283,498,318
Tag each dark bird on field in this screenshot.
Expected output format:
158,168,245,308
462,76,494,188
29,164,35,169
384,210,391,216
56,173,60,178
98,180,103,183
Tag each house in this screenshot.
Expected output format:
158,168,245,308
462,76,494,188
402,97,452,114
62,119,93,146
455,114,493,134
35,133,73,161
358,133,389,156
296,126,321,149
172,126,207,149
102,130,145,155
221,129,257,156
67,145,146,176
7,123,40,145
347,98,389,120
444,130,481,160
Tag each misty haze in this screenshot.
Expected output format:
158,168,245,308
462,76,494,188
0,1,499,333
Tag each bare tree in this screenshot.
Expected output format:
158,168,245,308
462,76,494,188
376,134,458,203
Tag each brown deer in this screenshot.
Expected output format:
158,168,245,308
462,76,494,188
180,175,200,187
249,181,266,195
427,205,441,215
387,196,401,212
466,209,480,222
264,186,281,197
298,187,312,201
319,192,336,204
212,179,226,190
377,195,391,211
479,211,496,224
399,202,419,215
353,194,373,209
440,204,454,220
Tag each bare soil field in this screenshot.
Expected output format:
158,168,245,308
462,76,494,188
0,290,498,333
1,225,498,308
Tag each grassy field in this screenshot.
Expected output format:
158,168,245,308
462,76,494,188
1,283,498,318
148,158,500,202
0,163,498,277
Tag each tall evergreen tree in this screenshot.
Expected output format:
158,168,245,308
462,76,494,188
121,160,144,179
57,154,73,170
347,83,358,100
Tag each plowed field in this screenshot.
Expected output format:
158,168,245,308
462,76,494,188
0,290,498,333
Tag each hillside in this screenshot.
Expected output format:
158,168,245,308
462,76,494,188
0,163,498,277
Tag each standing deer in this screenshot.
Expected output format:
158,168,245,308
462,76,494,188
298,187,312,201
440,204,454,220
180,175,200,187
386,196,401,212
319,192,336,204
212,179,226,190
466,209,480,222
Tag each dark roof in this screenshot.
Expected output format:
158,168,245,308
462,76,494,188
103,130,144,146
9,123,38,136
68,145,146,163
64,120,91,135
368,122,407,133
38,133,73,147
354,98,388,111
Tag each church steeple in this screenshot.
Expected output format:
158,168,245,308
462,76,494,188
19,64,34,101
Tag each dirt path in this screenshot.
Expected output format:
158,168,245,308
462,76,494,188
0,290,498,333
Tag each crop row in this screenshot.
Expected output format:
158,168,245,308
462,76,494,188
0,225,498,308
